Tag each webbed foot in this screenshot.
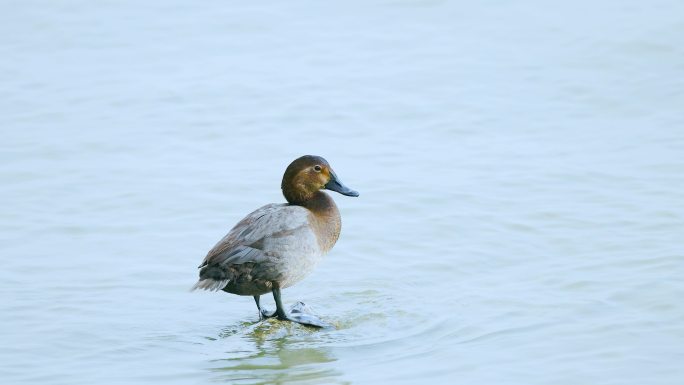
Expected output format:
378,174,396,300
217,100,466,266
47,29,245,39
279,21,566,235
257,289,333,328
285,301,332,328
260,308,276,320
258,302,332,328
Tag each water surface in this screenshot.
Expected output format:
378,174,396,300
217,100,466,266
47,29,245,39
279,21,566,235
1,1,683,384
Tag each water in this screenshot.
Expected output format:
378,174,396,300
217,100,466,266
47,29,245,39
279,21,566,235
2,1,683,384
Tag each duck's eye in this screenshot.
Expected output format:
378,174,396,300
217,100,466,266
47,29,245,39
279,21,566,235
313,165,322,172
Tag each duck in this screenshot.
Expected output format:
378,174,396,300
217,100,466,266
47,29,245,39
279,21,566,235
192,155,358,327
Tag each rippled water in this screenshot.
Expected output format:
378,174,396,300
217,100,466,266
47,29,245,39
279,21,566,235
2,1,683,384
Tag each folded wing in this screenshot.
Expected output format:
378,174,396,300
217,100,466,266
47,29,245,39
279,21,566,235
192,203,312,292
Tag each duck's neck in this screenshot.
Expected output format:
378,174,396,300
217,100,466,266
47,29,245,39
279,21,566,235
300,191,341,253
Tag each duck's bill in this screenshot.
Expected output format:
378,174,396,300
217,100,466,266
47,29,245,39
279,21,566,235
325,171,359,197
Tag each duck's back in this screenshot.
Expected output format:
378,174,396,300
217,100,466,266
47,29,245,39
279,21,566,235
195,203,327,295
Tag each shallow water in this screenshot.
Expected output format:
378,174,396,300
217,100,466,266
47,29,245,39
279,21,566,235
2,1,684,384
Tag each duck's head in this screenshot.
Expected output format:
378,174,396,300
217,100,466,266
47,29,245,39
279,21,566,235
281,155,359,205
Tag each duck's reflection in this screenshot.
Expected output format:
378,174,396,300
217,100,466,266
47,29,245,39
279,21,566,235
207,320,343,384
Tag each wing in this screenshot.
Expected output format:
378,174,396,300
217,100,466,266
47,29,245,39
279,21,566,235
192,203,312,291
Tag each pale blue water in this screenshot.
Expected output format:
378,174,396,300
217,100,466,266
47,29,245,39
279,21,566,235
1,1,683,384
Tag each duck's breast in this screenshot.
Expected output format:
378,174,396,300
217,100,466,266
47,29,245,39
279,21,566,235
256,220,323,288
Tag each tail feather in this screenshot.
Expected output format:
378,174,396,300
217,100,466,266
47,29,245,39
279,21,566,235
190,279,229,292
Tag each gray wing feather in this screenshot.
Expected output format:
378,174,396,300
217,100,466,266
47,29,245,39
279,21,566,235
198,203,307,267
191,203,312,291
216,245,270,266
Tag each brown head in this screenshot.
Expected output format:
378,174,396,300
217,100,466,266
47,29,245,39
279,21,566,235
281,155,359,205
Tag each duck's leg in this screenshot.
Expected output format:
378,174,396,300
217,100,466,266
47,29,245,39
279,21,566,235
253,295,264,320
254,295,275,320
271,288,332,328
271,288,289,320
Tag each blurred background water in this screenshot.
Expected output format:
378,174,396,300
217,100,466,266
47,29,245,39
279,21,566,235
1,0,683,384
